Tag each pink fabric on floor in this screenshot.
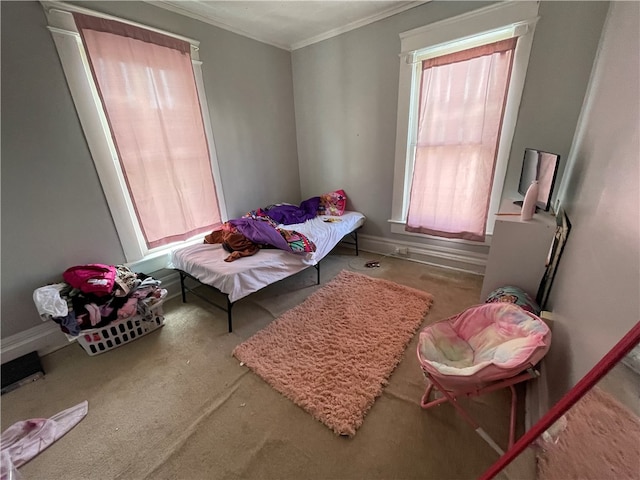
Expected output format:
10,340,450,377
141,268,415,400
0,401,88,478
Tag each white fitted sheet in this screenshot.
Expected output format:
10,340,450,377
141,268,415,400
169,211,366,302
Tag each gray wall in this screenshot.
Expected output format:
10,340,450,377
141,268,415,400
293,1,491,238
545,1,640,405
1,1,299,338
502,1,610,207
292,1,609,240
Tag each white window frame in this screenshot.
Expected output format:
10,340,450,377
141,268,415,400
389,1,540,243
41,1,228,265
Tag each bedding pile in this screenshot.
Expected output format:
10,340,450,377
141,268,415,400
204,190,347,262
33,264,165,336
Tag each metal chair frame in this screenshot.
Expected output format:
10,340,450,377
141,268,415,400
420,365,539,455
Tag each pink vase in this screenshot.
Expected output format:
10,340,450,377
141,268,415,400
521,180,539,221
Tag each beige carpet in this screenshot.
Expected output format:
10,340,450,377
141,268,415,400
233,270,433,436
1,249,520,480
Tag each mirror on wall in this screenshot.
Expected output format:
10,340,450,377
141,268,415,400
480,322,640,480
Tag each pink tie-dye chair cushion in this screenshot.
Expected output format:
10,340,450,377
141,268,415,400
418,303,551,390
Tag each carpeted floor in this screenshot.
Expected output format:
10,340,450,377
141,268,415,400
1,248,522,480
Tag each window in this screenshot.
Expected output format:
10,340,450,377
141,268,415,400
390,1,540,243
406,38,517,242
42,2,227,264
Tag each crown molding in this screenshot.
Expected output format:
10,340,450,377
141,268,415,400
146,0,293,50
146,1,427,52
290,1,427,51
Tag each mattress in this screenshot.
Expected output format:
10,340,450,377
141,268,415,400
169,211,366,302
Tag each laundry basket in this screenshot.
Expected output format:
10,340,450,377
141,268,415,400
74,289,167,356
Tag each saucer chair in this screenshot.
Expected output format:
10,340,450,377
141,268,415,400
417,302,551,454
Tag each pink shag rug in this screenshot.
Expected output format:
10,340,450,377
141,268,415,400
232,270,433,436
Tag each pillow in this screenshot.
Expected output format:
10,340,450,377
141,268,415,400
318,189,347,216
485,285,541,315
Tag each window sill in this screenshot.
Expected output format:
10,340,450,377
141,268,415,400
388,220,492,246
126,237,202,274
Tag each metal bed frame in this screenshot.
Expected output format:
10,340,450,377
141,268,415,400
176,229,360,332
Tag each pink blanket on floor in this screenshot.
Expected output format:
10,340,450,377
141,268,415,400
1,401,88,479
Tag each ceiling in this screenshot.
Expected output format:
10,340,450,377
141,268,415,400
150,1,426,51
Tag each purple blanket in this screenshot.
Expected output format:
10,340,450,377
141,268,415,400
228,218,290,252
225,196,321,254
263,197,320,225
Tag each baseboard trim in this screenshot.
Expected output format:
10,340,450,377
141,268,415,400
354,234,488,275
525,358,550,431
1,321,71,365
154,269,181,301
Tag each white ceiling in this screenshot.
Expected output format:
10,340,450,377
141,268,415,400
150,1,425,51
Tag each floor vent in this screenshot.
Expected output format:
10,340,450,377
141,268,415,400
1,351,45,395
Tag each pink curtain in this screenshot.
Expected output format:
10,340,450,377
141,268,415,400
406,39,517,242
74,13,221,248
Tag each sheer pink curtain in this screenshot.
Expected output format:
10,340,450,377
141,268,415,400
406,39,517,242
74,13,221,248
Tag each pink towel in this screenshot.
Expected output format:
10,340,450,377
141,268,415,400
1,401,88,479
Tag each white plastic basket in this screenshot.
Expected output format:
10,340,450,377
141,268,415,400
75,290,167,356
